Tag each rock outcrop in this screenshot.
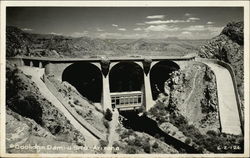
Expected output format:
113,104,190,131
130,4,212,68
6,62,86,153
198,21,244,101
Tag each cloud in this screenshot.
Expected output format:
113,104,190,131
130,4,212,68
181,31,192,35
146,15,165,19
136,23,146,26
118,28,126,31
71,31,88,37
183,25,223,33
97,32,148,39
21,28,33,31
97,28,104,32
185,13,191,16
144,25,179,32
98,32,120,38
145,20,187,24
183,25,205,31
112,24,118,27
134,27,142,31
187,17,200,21
207,21,215,25
207,26,223,32
49,32,62,35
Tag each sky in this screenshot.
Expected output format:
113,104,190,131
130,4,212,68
6,7,243,39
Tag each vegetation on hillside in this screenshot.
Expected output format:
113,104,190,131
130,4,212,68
113,123,178,154
198,21,244,101
6,62,86,153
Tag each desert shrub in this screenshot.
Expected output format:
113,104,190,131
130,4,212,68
104,108,113,121
134,137,142,147
88,110,92,115
137,106,146,114
120,129,131,139
127,138,135,146
68,101,74,107
170,114,187,127
126,146,136,154
67,86,72,92
103,119,110,129
200,98,210,113
99,140,108,148
152,142,159,149
76,109,82,116
172,131,176,136
206,130,217,137
6,66,21,99
73,99,79,105
9,95,43,125
142,141,151,153
185,138,191,144
26,75,32,79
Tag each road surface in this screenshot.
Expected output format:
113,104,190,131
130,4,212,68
19,66,99,146
202,62,241,135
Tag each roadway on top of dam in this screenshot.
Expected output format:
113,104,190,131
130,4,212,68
7,54,196,62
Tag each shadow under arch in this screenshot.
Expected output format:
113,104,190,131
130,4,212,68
109,62,144,93
150,60,180,100
62,62,102,103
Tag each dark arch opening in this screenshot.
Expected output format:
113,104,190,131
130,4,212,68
23,59,30,66
109,62,144,92
62,62,102,102
33,60,39,67
150,60,180,100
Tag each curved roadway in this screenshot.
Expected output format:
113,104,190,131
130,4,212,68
19,66,99,147
202,61,241,135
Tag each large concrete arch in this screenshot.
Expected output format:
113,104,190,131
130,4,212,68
150,60,180,100
62,62,103,103
109,61,144,93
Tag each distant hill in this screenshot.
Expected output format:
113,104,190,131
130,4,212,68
6,26,205,58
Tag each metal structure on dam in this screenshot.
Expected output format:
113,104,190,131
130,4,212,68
7,55,243,135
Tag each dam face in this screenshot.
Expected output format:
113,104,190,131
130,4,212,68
7,56,194,111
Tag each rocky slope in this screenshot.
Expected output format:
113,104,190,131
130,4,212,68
113,123,178,154
6,62,86,153
148,61,243,153
198,21,244,101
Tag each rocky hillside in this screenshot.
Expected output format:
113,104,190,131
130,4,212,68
6,62,86,153
148,61,243,153
6,26,205,58
198,21,244,101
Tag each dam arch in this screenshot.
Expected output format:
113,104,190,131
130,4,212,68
62,62,103,103
109,61,145,110
150,60,180,100
109,61,144,93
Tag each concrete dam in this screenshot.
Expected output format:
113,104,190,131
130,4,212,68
7,55,243,136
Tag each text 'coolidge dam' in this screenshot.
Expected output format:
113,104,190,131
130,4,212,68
8,54,243,137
